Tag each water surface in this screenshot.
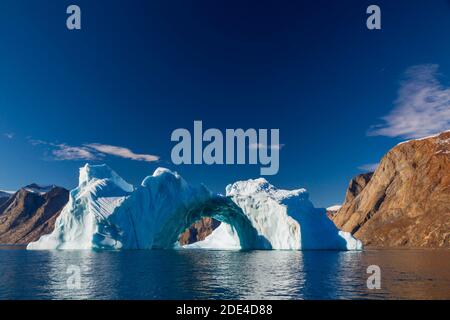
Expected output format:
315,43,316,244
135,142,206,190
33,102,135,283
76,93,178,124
0,247,449,299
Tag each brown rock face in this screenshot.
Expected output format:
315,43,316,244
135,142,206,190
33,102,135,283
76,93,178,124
178,217,221,245
333,131,450,248
0,186,69,244
344,172,373,203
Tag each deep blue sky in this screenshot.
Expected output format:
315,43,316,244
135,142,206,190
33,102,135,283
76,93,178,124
0,0,449,207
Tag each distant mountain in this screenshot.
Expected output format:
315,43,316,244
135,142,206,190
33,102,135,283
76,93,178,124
0,190,14,207
333,131,450,248
0,185,69,244
0,190,13,198
178,217,221,245
23,183,57,195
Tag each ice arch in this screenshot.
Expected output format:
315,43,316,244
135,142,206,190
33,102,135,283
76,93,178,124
28,164,362,251
108,168,272,250
151,197,271,249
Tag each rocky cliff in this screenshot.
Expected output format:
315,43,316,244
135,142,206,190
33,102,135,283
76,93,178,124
343,172,373,203
333,131,450,248
0,185,69,244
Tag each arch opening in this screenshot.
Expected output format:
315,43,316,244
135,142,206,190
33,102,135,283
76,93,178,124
152,196,271,250
177,217,221,246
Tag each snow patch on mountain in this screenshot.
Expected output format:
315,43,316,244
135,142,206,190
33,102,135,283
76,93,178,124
327,205,342,212
0,190,14,198
23,184,56,195
396,129,450,146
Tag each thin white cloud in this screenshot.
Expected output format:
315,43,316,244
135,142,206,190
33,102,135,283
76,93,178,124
30,139,159,163
358,163,378,172
85,143,159,162
249,143,285,150
3,133,14,139
368,64,450,139
29,139,99,160
52,144,99,161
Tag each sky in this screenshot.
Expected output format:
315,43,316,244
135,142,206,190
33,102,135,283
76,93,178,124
0,0,449,207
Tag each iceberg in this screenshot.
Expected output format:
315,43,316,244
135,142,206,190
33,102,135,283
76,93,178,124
28,164,362,251
27,164,134,250
186,178,362,250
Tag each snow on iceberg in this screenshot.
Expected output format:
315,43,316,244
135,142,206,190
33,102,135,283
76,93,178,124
27,164,134,250
28,164,362,251
185,178,362,250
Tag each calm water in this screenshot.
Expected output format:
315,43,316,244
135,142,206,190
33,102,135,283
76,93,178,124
0,248,449,300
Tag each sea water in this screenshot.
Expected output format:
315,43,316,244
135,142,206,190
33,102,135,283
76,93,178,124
0,247,449,300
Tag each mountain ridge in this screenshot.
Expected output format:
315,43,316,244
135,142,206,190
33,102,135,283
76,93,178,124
333,131,450,248
0,185,69,244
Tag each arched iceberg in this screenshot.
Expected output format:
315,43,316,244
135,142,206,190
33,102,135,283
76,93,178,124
28,164,362,251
